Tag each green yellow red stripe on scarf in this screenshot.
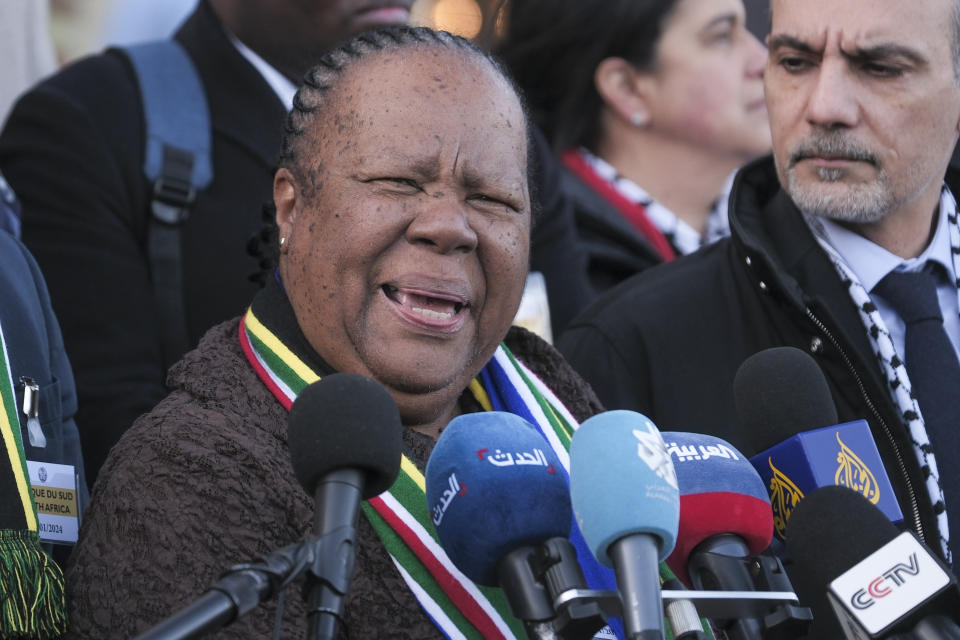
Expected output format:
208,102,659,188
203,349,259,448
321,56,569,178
239,305,709,640
240,309,526,639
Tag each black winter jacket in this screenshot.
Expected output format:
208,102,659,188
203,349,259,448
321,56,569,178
559,156,955,637
559,155,944,568
0,0,287,482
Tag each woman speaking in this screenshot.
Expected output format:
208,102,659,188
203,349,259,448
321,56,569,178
64,27,605,639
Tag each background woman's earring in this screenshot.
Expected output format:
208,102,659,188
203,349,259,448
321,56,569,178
631,112,649,128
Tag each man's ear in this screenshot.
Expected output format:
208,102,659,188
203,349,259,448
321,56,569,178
594,57,653,128
274,167,298,247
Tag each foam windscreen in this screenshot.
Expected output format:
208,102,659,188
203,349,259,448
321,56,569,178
287,373,403,499
734,347,838,452
569,410,680,566
425,411,571,586
662,432,773,583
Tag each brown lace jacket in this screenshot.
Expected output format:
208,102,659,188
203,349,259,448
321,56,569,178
65,319,601,639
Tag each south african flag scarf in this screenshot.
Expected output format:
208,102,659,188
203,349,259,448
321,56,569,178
238,281,706,639
0,322,66,638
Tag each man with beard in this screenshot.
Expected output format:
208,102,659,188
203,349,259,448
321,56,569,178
560,0,960,583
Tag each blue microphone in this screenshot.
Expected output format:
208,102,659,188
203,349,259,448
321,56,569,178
426,411,591,638
571,410,680,640
662,432,773,587
734,347,903,543
664,432,811,640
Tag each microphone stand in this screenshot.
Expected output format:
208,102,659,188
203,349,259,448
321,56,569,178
551,550,812,640
303,469,364,640
133,527,350,640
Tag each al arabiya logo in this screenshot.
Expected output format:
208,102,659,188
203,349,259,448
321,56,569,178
632,421,678,490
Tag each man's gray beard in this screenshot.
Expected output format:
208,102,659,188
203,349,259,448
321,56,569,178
783,165,894,224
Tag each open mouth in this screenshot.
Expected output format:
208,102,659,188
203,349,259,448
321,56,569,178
382,284,467,328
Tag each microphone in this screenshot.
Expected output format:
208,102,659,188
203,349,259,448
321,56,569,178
425,411,607,640
787,485,960,639
570,410,680,640
663,431,810,639
663,432,773,586
287,374,403,640
134,373,402,640
734,347,903,542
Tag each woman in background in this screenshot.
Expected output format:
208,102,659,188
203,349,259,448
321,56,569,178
498,0,770,291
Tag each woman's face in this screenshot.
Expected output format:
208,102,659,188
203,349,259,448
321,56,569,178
644,0,771,161
276,48,531,419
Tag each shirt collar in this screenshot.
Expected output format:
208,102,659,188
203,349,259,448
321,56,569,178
227,32,297,111
814,186,958,292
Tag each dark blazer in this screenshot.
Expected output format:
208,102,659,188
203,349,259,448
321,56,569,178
0,0,287,481
0,230,87,518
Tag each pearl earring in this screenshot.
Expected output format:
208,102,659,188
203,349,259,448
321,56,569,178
630,112,649,128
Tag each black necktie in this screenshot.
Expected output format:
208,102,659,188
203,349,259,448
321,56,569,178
874,264,960,562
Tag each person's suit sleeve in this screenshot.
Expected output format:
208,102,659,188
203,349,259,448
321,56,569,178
557,313,653,415
0,53,169,482
19,238,88,508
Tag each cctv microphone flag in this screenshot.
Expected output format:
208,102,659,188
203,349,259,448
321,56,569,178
789,485,960,639
828,531,958,638
748,419,903,541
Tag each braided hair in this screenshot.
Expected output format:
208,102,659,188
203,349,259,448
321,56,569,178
249,25,537,284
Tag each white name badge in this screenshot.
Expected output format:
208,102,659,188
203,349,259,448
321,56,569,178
26,460,79,545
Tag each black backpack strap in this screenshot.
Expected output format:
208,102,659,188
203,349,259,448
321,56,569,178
119,41,213,366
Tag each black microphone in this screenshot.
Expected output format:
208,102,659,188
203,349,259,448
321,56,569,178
734,347,904,543
133,374,402,640
734,346,840,448
788,486,960,639
287,373,403,640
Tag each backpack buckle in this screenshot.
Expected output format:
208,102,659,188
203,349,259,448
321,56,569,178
151,145,196,225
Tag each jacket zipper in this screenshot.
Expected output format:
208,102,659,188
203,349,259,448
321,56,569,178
804,306,925,543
